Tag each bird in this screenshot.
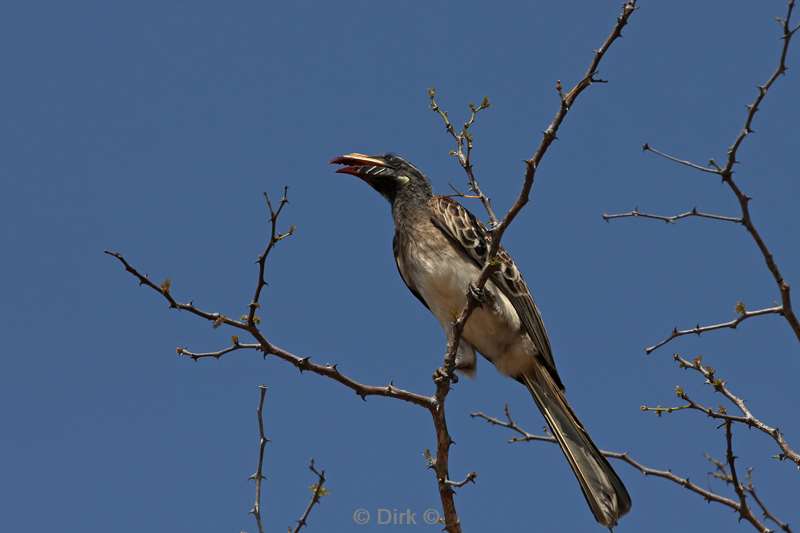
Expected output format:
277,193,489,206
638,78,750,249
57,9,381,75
331,152,631,528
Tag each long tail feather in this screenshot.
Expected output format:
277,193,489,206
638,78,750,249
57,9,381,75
521,370,631,527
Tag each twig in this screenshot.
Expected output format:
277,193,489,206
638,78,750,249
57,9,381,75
635,0,800,343
428,91,498,226
441,0,637,391
291,459,327,533
602,207,742,224
641,143,719,174
428,7,637,529
107,250,433,408
104,250,249,332
248,187,295,327
747,469,793,533
672,354,800,467
724,421,770,532
640,354,800,467
472,407,789,533
176,340,260,361
645,305,783,354
445,472,478,489
249,385,269,533
470,408,739,508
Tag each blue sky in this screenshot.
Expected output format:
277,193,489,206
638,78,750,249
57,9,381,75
2,1,798,532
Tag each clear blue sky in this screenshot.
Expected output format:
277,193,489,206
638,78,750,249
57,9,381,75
2,1,798,532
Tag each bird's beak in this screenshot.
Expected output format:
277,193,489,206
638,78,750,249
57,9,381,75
330,153,390,177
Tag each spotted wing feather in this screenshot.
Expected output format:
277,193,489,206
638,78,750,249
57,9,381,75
430,196,561,387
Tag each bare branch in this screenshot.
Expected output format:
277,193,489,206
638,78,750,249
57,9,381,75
725,421,771,532
442,0,638,388
176,340,260,361
470,408,741,510
602,207,742,224
747,469,794,533
429,90,498,226
291,459,327,533
487,0,637,261
444,471,478,489
645,305,784,354
249,385,269,533
428,8,637,529
248,187,295,327
473,406,789,533
673,354,800,467
641,143,720,174
716,0,800,341
106,249,434,408
633,0,800,343
641,354,800,468
104,250,249,332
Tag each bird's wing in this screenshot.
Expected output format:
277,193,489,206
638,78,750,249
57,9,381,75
430,195,561,387
393,233,431,310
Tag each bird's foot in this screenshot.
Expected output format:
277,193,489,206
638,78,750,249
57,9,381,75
433,366,459,384
468,283,485,305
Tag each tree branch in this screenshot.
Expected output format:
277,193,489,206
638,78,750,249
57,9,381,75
425,7,638,529
249,385,269,533
472,406,789,533
747,469,794,533
176,340,260,361
104,250,249,332
645,305,784,354
248,187,295,327
428,90,498,226
630,0,800,344
441,0,638,395
641,143,720,174
724,421,771,532
602,207,742,224
291,459,327,533
667,354,799,467
106,249,434,409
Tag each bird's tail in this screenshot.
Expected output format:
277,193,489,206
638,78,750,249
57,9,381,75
521,370,631,528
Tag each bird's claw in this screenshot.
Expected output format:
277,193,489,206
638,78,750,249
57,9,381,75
468,283,485,305
433,366,459,384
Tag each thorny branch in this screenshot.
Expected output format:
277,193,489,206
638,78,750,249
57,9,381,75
640,354,800,467
605,0,800,349
426,6,637,530
249,385,269,533
428,90,497,226
471,406,790,533
747,469,794,533
106,249,433,408
644,305,784,354
107,189,465,532
248,187,295,327
724,421,771,533
177,340,260,361
439,0,637,394
291,459,327,533
601,207,742,224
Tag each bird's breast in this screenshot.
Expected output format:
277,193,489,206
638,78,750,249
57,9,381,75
396,223,535,376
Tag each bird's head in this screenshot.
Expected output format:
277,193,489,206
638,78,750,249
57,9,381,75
330,152,432,203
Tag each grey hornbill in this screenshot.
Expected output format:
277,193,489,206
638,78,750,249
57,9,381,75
331,152,631,528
